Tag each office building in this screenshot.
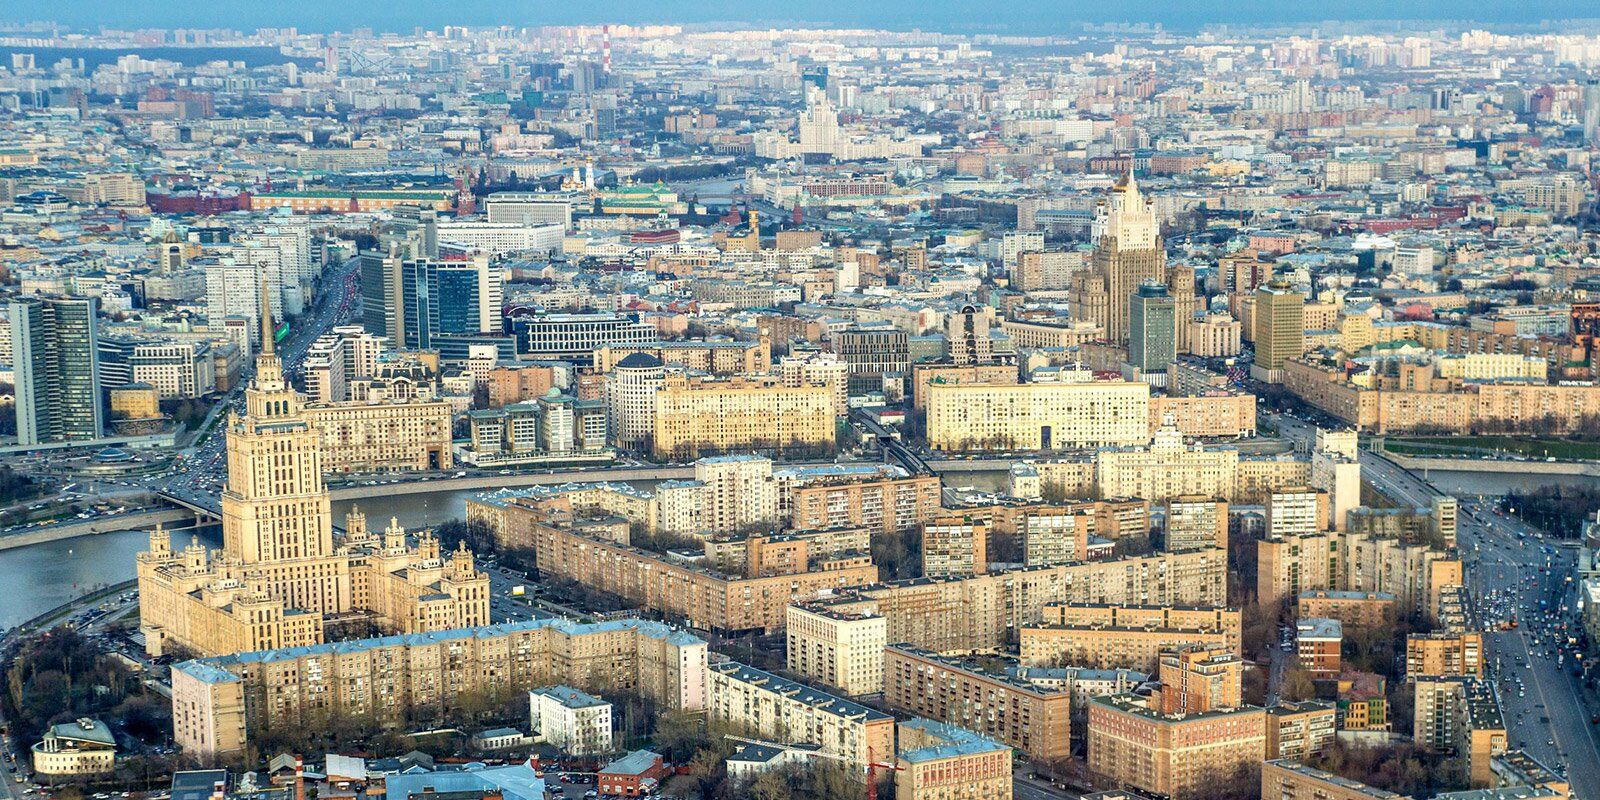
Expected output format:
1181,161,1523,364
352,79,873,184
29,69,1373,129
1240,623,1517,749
1252,277,1304,383
512,312,655,363
832,327,910,395
10,297,103,445
402,256,504,349
1129,281,1176,372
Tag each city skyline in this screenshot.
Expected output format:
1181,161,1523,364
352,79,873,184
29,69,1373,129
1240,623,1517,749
6,2,1600,33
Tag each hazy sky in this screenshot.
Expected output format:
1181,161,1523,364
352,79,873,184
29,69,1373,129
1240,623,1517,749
2,0,1594,32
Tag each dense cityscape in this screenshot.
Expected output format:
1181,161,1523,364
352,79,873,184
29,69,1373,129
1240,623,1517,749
1,12,1600,800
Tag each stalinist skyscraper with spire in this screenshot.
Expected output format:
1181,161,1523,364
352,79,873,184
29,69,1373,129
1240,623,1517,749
138,291,489,659
1069,171,1166,344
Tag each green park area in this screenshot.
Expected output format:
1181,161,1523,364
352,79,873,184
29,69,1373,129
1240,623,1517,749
1382,435,1600,461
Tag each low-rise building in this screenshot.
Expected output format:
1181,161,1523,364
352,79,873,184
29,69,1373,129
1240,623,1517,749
598,750,668,798
31,719,115,780
530,686,613,756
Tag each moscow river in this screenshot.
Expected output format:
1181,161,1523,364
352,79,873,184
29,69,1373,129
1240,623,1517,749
0,466,1592,630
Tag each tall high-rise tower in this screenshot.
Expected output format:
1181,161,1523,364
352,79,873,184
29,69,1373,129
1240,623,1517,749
1070,171,1165,344
139,284,489,658
9,297,103,446
1129,281,1176,372
220,286,336,585
1251,275,1305,384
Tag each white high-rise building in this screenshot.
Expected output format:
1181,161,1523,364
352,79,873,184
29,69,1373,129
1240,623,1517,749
1392,245,1435,277
605,352,665,450
205,259,278,349
302,326,386,403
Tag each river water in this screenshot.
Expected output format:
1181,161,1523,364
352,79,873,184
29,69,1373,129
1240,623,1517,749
0,467,1591,630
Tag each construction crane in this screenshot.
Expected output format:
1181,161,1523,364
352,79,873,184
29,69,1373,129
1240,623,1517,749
723,735,900,800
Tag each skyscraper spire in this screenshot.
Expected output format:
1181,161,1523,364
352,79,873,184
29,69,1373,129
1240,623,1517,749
259,275,274,356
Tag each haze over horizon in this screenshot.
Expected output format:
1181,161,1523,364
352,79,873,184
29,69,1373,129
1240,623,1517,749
3,0,1599,34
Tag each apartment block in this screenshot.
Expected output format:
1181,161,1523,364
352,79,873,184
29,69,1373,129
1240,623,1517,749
1407,631,1485,678
171,618,707,758
921,516,989,577
786,604,888,696
894,719,1013,800
1296,617,1343,677
883,646,1073,759
706,661,894,770
509,504,877,634
1164,496,1229,552
1086,694,1265,800
1261,760,1408,800
1265,701,1337,761
651,374,835,460
814,548,1228,653
1296,590,1398,632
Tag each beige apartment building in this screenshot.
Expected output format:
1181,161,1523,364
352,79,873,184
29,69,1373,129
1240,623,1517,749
301,397,454,472
925,379,1151,451
1165,497,1229,552
594,339,770,376
814,548,1228,653
921,516,989,577
1412,676,1507,788
786,604,888,696
884,646,1073,759
1019,437,1310,505
1087,695,1265,800
138,321,488,659
785,469,943,536
170,617,707,759
1019,603,1242,670
894,718,1013,800
1296,590,1398,631
1265,701,1337,761
1020,624,1230,672
652,374,835,459
1087,646,1265,800
1148,393,1257,439
509,504,877,634
1284,356,1600,434
1407,631,1485,678
1261,760,1408,800
706,661,894,770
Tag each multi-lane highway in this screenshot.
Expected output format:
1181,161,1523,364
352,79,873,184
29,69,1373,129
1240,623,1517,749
1359,447,1600,798
1263,410,1599,794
